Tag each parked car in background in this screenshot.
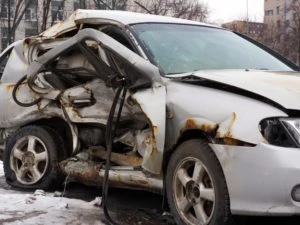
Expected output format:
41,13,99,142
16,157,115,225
0,9,300,225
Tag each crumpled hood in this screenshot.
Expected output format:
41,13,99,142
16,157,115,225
167,70,300,110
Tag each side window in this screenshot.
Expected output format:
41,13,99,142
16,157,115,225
0,46,13,80
103,27,136,52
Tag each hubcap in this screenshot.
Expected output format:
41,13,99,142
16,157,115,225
10,136,49,185
173,157,215,225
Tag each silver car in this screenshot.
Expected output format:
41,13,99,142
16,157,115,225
1,9,300,225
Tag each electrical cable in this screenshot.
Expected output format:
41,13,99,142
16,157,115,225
102,85,127,225
12,75,42,107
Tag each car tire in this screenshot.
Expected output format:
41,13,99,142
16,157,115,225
166,139,230,225
3,125,67,190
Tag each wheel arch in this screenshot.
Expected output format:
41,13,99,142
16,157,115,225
25,117,74,156
163,129,212,173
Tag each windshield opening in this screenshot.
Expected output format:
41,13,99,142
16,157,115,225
131,23,293,75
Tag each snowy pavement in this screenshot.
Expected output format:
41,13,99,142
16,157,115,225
0,161,106,225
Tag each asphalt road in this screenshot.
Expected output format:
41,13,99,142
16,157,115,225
61,181,300,225
1,174,300,225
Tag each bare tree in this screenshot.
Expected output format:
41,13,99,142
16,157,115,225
39,0,68,32
133,0,209,22
93,0,127,10
260,23,283,49
76,0,87,9
0,0,35,44
50,0,65,26
134,0,168,15
40,0,51,32
287,0,300,65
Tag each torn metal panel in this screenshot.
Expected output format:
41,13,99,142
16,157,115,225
40,11,78,38
60,159,103,186
27,28,162,93
216,112,237,138
1,40,29,83
26,28,164,174
165,80,288,148
131,84,166,174
167,70,300,111
40,9,209,38
0,81,63,128
61,79,134,124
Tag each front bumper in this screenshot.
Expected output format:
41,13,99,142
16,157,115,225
210,143,300,216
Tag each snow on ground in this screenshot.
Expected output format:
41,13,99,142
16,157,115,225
0,161,106,225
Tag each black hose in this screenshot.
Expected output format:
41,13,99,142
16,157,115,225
102,86,127,225
12,75,42,107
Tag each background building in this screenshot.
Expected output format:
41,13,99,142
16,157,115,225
263,0,300,65
222,20,264,39
0,0,131,51
0,0,82,51
0,0,208,52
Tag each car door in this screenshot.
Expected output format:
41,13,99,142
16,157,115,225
26,28,167,174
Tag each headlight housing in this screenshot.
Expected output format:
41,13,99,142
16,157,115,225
260,117,299,148
279,118,300,146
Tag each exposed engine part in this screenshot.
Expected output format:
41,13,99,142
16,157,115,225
115,128,152,157
13,75,42,107
78,125,105,146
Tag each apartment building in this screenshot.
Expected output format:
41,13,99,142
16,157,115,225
264,0,294,31
222,20,264,39
0,0,144,52
0,0,100,52
264,0,300,64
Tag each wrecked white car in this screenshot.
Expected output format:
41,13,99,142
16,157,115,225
1,9,300,225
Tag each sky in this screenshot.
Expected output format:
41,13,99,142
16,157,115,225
205,0,264,24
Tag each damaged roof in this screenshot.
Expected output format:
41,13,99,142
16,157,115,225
41,9,218,38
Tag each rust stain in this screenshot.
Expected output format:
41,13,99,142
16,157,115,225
148,135,159,157
37,101,42,112
59,160,102,185
223,137,240,146
54,20,65,30
59,158,156,190
89,42,99,49
6,84,15,92
182,119,217,133
116,174,121,182
216,112,237,139
71,107,82,118
150,146,159,157
153,126,158,135
228,112,237,130
22,39,29,59
87,147,143,167
224,112,237,138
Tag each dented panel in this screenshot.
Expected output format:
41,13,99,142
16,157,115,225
41,9,210,38
165,80,288,148
132,83,166,174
